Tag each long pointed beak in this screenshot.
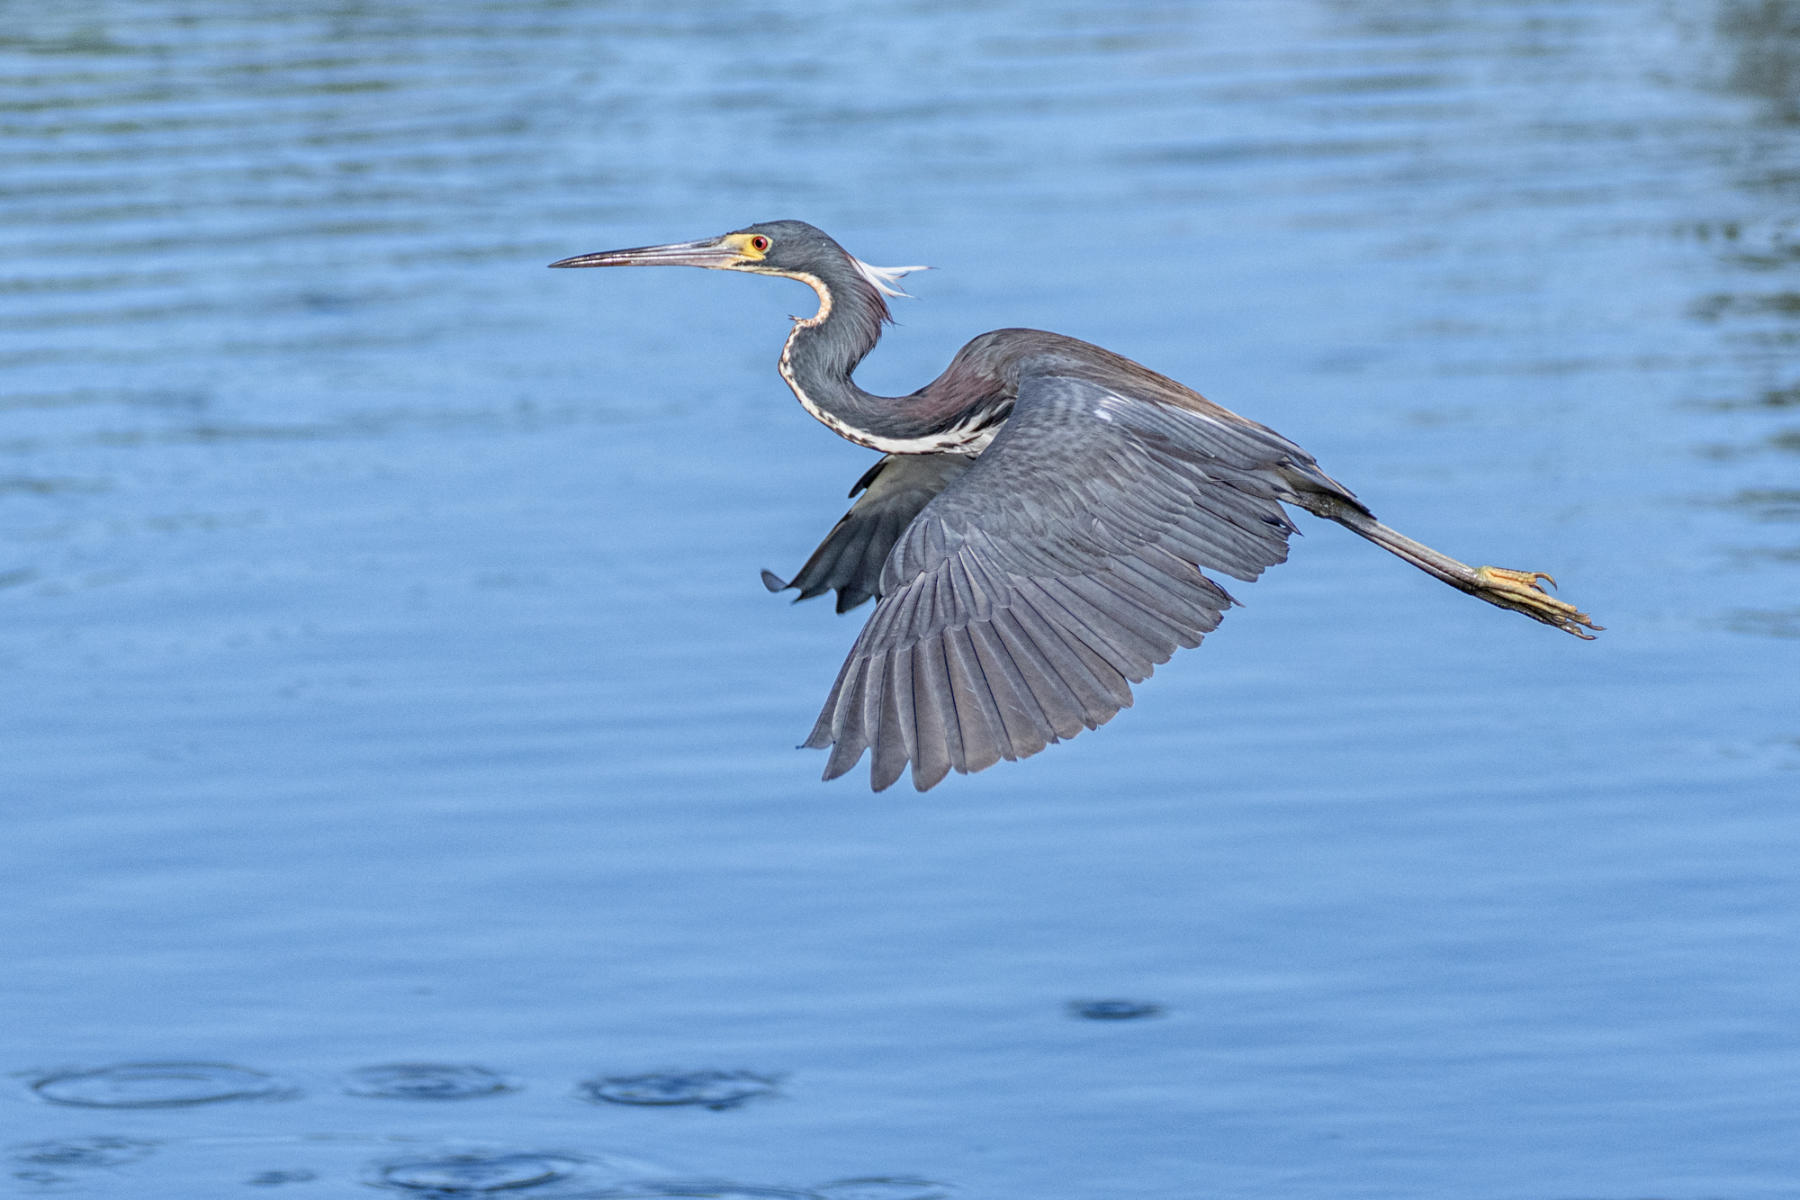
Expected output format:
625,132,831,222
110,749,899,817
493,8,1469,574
548,237,743,271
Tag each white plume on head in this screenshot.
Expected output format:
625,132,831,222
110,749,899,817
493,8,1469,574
849,255,929,299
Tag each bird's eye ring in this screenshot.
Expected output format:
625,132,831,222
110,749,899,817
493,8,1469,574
749,235,771,253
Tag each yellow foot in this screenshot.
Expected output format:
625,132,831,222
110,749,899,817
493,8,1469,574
1472,566,1602,639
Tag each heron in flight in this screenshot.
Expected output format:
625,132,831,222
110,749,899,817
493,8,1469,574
550,220,1599,792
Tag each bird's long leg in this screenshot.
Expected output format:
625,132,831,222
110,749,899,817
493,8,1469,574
1300,495,1602,639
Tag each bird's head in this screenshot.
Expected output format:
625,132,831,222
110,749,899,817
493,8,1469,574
550,220,926,318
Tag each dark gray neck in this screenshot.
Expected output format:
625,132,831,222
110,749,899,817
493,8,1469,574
776,257,1001,454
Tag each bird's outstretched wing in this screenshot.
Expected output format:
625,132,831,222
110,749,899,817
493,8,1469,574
763,452,973,612
805,368,1355,791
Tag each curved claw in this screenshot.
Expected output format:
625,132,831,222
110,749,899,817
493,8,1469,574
1472,566,1602,639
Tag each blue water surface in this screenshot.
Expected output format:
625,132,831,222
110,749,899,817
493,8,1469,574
3,2,1798,1197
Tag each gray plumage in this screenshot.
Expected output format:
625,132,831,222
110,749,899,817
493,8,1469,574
551,220,1600,791
761,453,972,613
800,368,1324,791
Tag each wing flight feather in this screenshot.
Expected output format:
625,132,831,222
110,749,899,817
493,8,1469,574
808,368,1350,790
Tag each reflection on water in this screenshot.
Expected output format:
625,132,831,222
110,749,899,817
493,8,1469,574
1717,0,1800,122
3,1,1799,1198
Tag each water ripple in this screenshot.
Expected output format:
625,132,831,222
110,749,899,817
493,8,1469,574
815,1179,953,1200
9,1135,157,1171
1067,998,1165,1020
27,1061,296,1108
592,1186,821,1200
343,1062,518,1101
372,1151,587,1195
576,1070,779,1111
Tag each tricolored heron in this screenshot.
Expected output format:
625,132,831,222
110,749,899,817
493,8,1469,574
550,220,1599,792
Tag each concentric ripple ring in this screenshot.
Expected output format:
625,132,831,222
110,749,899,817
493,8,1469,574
375,1152,584,1193
577,1070,778,1111
343,1063,517,1101
29,1062,294,1108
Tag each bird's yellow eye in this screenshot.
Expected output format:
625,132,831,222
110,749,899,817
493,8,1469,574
749,235,771,253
